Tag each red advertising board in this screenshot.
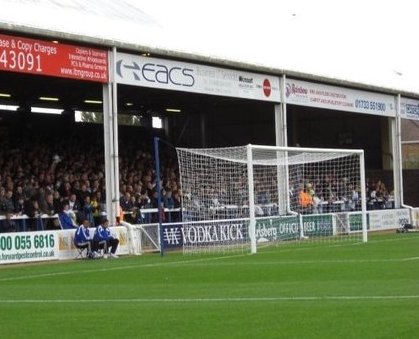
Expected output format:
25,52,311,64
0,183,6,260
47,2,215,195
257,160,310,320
0,33,108,83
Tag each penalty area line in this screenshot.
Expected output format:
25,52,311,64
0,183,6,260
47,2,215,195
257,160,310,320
1,295,419,304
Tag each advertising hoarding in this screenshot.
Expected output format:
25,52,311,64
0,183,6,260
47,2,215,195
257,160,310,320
115,52,280,102
0,33,108,82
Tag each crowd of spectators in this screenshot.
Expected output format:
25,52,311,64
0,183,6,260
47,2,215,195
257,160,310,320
0,131,181,232
291,174,394,215
0,128,394,233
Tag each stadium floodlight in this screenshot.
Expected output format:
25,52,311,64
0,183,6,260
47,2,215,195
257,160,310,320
176,144,367,255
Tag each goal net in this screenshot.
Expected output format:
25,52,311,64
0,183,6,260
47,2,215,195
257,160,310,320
176,145,367,254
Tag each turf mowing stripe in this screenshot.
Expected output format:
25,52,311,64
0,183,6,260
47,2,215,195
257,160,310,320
1,295,419,303
1,255,418,282
0,254,247,282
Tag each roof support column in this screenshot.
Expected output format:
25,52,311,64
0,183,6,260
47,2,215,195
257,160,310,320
393,94,403,208
275,75,288,214
103,47,120,225
112,47,120,223
275,75,287,147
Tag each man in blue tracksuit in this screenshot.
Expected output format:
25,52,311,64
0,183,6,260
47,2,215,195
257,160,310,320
59,203,77,229
74,219,96,258
94,218,119,258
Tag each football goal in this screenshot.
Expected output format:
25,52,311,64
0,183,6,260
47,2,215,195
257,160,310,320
176,144,367,254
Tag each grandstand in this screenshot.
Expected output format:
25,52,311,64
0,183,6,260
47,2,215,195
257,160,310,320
0,0,418,257
0,2,419,339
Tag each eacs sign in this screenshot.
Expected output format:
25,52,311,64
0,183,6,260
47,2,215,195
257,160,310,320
116,59,195,87
115,52,281,102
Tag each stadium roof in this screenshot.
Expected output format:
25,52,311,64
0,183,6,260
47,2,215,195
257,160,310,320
0,0,418,98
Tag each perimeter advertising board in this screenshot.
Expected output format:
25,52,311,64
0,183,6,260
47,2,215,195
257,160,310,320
368,208,410,231
0,227,129,264
0,231,58,264
285,79,396,117
0,33,108,82
400,97,419,121
115,52,280,102
256,215,335,241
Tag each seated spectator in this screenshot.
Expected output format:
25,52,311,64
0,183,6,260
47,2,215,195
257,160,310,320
74,219,95,258
59,203,78,229
93,218,119,258
0,212,17,233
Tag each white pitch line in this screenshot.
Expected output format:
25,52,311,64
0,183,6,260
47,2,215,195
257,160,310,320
179,256,419,266
0,295,419,304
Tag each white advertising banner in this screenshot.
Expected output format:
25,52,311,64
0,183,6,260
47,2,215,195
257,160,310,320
58,226,130,260
0,227,131,265
400,97,419,121
0,231,59,264
368,209,410,231
115,52,281,102
285,79,396,117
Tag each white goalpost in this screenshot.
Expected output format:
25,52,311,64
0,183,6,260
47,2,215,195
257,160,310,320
176,144,367,255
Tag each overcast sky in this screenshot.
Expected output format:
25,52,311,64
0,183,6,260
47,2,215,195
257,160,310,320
0,0,417,94
127,0,418,94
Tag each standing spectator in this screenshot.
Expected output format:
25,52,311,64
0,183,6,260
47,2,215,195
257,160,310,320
3,190,15,213
52,191,62,213
41,193,60,230
66,193,81,223
14,195,27,231
90,192,101,226
82,195,95,226
14,195,26,215
298,185,313,214
59,181,72,201
163,189,176,222
13,185,25,206
79,183,90,206
163,189,175,209
25,198,43,231
120,192,134,222
173,190,182,209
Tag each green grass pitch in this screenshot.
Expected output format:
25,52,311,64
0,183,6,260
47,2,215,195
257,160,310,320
0,232,418,339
